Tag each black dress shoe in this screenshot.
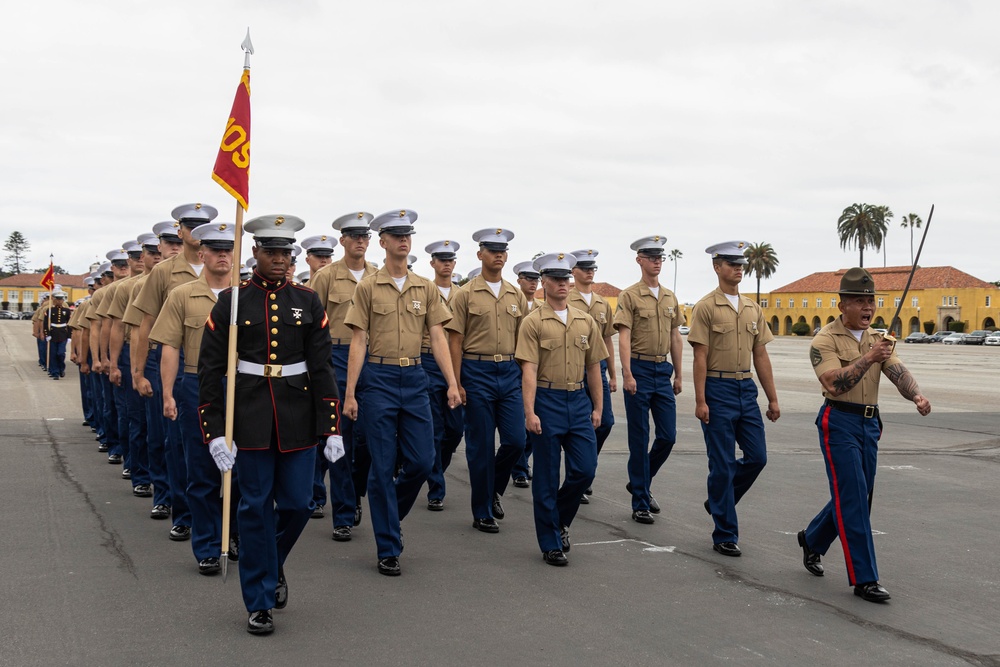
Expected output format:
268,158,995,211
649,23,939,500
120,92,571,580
332,526,352,542
97,443,109,452
82,420,90,427
854,582,891,602
473,518,500,533
542,550,568,566
579,494,590,505
121,468,131,480
797,530,824,576
632,510,655,524
150,504,171,520
228,535,240,562
713,542,742,557
512,476,529,488
132,484,152,498
704,499,711,515
310,505,324,519
169,525,192,541
377,557,401,576
427,498,444,511
247,609,274,635
648,494,661,514
275,568,288,609
584,487,593,496
107,454,123,465
492,493,505,520
354,503,363,527
198,557,221,575
560,526,571,552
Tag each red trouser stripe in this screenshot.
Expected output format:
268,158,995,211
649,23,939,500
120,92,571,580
820,405,857,585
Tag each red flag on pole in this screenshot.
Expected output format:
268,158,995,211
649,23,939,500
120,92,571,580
212,69,251,210
39,260,55,292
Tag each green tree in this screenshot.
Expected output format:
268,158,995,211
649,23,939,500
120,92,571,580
837,203,892,267
3,231,31,274
33,265,69,275
900,212,922,265
743,242,779,304
667,248,682,293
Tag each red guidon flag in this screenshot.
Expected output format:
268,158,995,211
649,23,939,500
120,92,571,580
39,262,55,292
212,69,251,210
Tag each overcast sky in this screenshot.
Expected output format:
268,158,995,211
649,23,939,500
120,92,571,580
2,1,998,300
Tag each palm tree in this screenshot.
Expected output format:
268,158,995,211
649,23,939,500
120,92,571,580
668,248,682,293
837,203,892,267
900,212,922,265
744,242,779,304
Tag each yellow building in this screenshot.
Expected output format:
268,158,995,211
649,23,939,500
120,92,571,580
761,266,1000,335
0,273,90,312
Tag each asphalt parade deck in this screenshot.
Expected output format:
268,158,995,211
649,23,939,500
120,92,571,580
1,320,997,666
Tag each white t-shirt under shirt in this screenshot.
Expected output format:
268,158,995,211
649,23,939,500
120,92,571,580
211,287,224,297
724,293,740,310
486,280,501,298
438,285,451,300
190,263,204,277
580,291,593,306
349,268,366,283
392,275,406,292
649,286,659,299
553,308,568,324
848,328,865,342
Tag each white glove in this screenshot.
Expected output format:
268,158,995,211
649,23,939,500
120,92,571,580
324,435,345,463
45,336,51,342
208,437,237,472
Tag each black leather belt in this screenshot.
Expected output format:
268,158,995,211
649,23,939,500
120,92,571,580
825,399,878,419
463,353,515,362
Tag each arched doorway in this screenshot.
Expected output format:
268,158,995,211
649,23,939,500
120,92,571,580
811,316,821,333
891,317,902,336
873,316,886,329
826,316,835,324
943,315,954,331
984,317,996,329
783,316,793,335
908,317,920,334
770,316,779,333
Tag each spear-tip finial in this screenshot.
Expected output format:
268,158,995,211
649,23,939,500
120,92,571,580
242,28,254,69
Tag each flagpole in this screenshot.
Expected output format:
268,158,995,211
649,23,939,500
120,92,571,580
45,255,53,374
219,28,253,583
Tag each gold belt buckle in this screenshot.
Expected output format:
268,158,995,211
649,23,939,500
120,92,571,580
493,354,504,362
399,357,411,367
864,405,875,418
567,382,577,390
263,364,283,378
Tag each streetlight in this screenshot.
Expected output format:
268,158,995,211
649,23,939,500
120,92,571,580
917,306,921,333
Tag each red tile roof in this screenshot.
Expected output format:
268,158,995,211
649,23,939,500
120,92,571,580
771,266,998,293
0,272,89,288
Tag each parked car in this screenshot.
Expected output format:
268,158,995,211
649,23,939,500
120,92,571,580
872,328,888,336
942,333,967,345
927,331,949,343
18,310,34,320
0,310,19,320
985,333,1000,347
964,330,990,345
904,332,930,343
678,325,690,335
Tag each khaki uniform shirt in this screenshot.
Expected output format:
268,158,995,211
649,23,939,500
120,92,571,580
811,317,900,405
421,283,457,350
515,303,609,385
569,288,615,340
74,299,94,331
126,254,200,322
613,281,683,356
68,299,89,329
96,280,127,318
150,274,218,374
308,259,377,344
445,275,527,355
32,304,50,324
344,268,452,359
106,274,141,339
121,275,149,328
688,289,772,372
85,287,111,323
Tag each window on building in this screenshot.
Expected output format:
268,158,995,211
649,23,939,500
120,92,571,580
877,297,884,308
955,296,959,305
9,290,18,302
942,296,947,306
831,298,837,308
911,297,919,307
816,298,822,308
988,295,992,308
760,298,768,308
23,290,34,302
775,298,781,308
894,297,901,308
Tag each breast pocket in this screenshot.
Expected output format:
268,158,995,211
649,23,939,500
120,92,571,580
637,308,656,331
326,291,352,316
372,302,397,336
280,308,313,354
712,323,734,350
404,298,427,335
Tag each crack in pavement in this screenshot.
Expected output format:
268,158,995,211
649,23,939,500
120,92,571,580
43,421,138,579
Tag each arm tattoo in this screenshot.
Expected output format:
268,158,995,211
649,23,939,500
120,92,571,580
885,363,921,400
831,356,874,394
